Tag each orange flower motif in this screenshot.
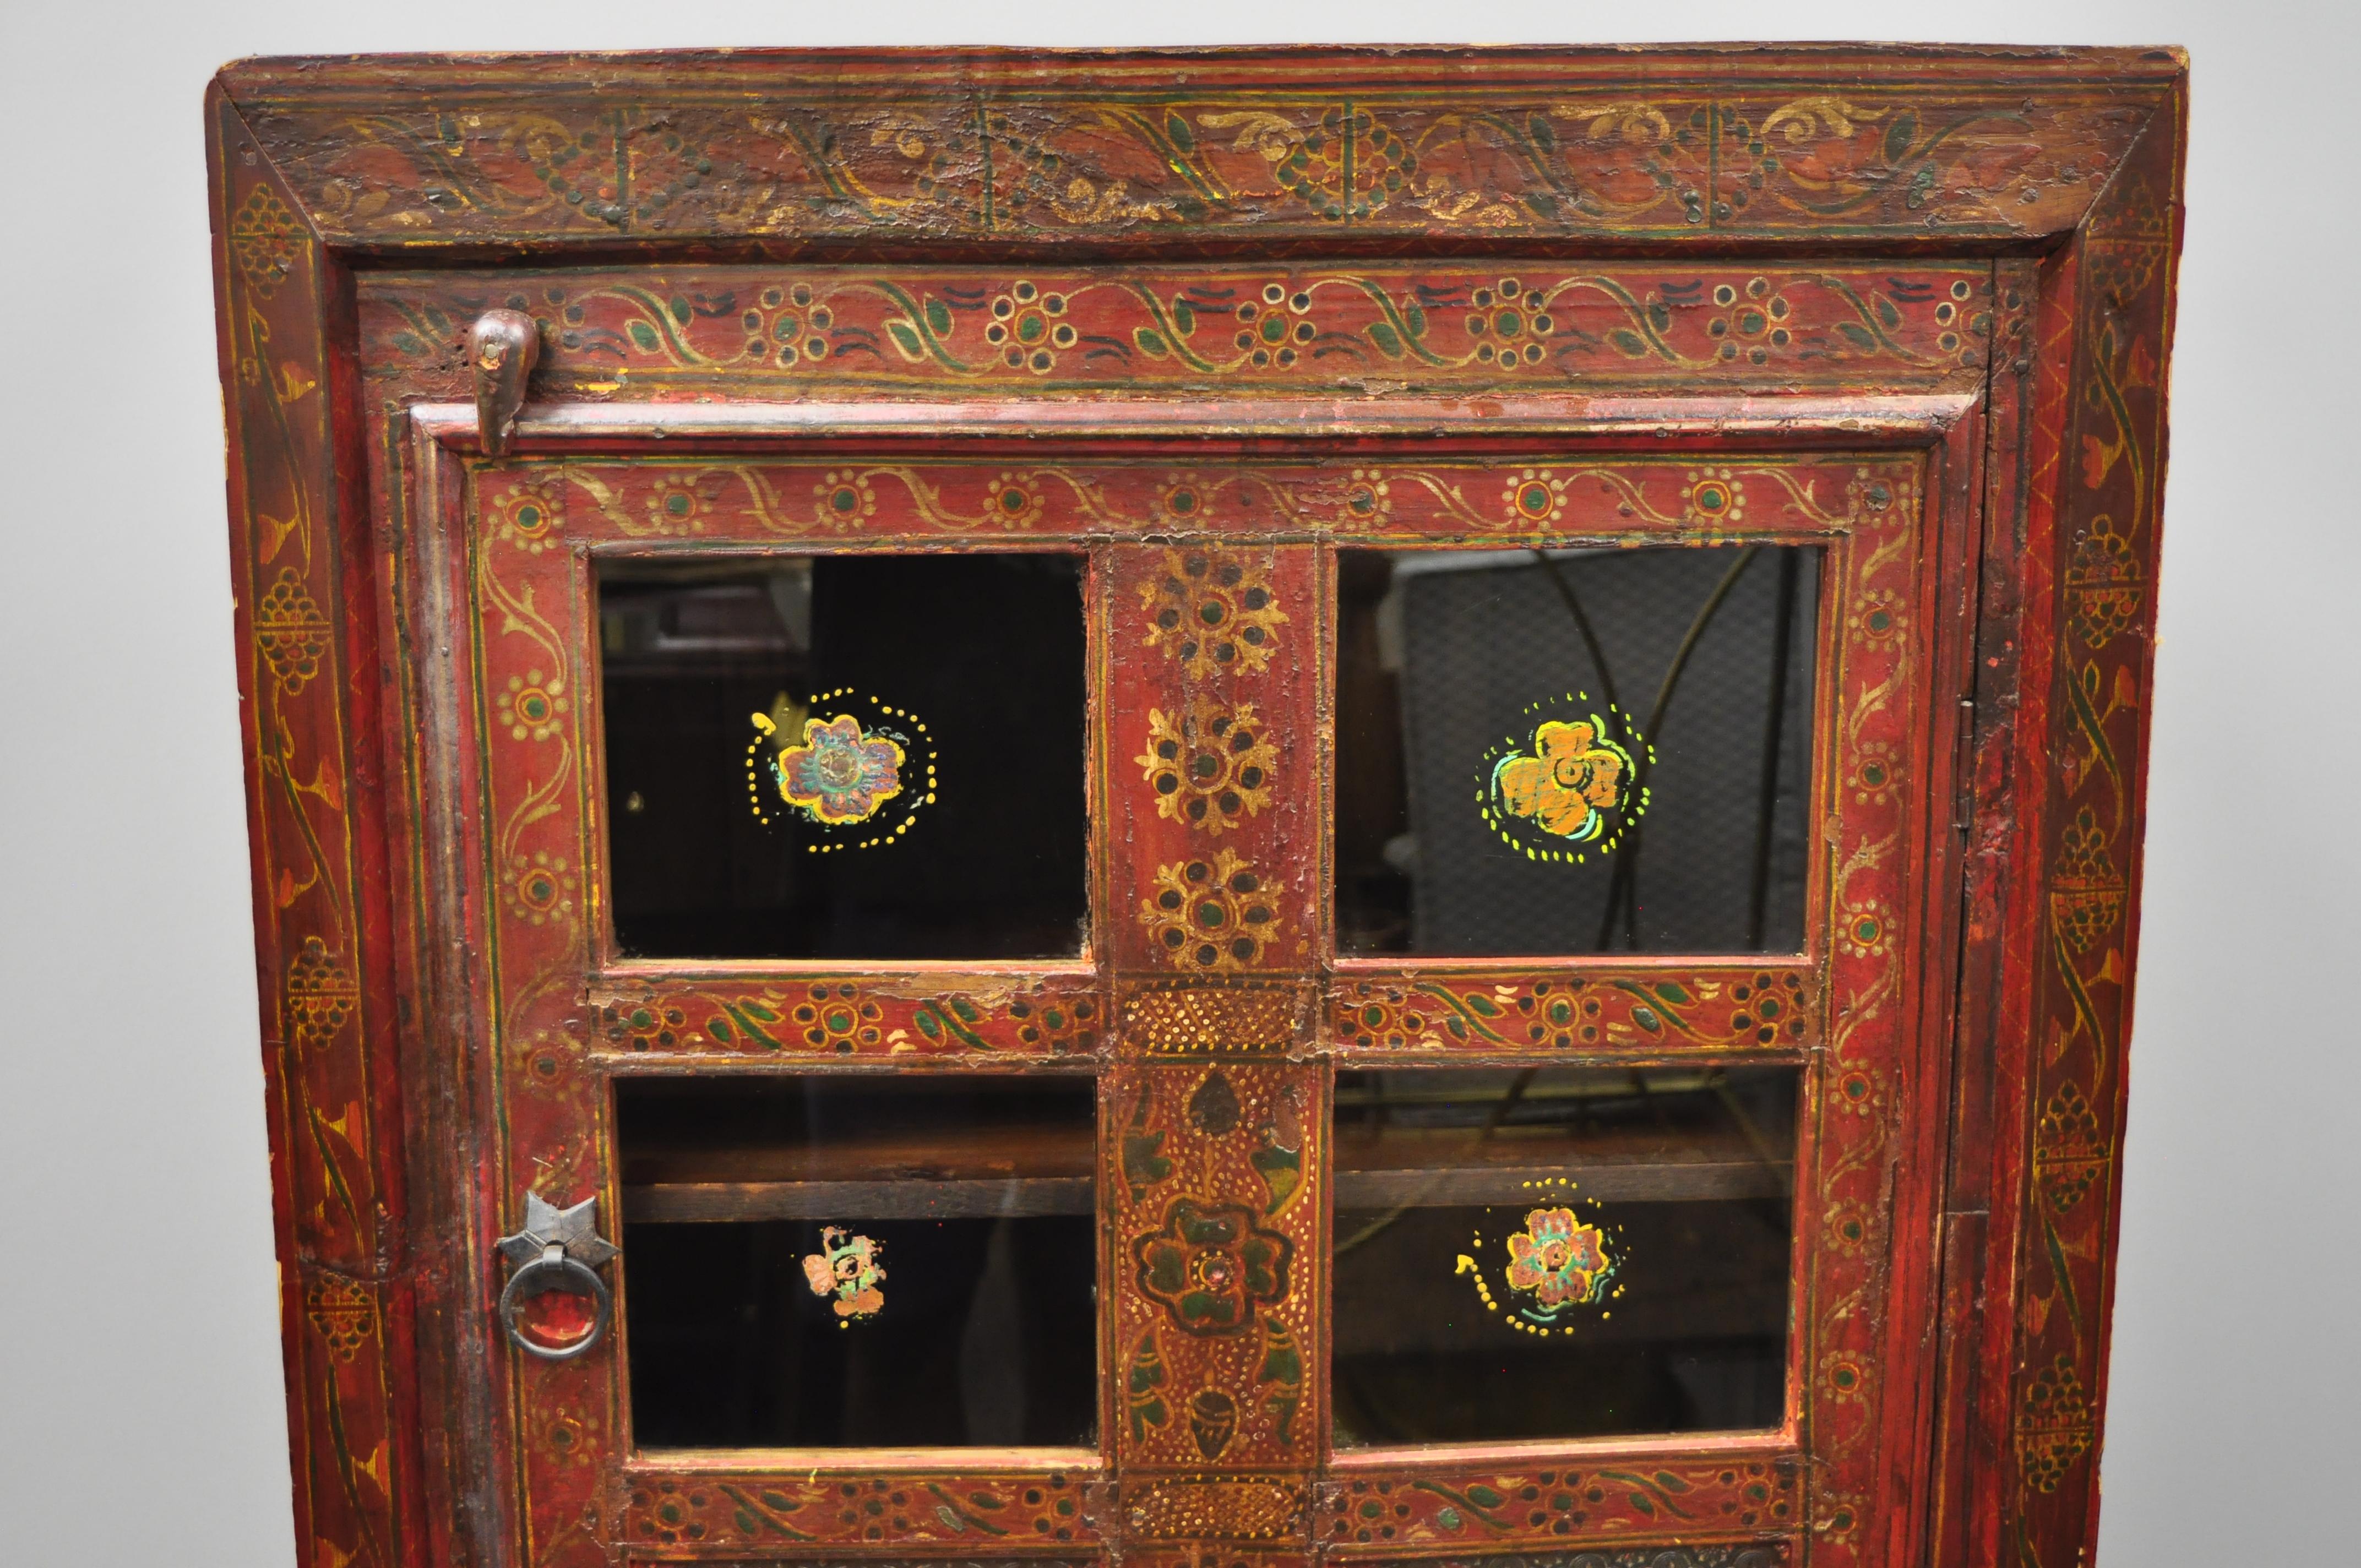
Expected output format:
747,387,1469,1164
774,714,904,825
1491,718,1634,842
1503,1206,1613,1311
801,1227,886,1320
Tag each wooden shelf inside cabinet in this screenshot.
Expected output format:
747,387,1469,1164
623,1123,1788,1223
1332,1124,1792,1207
621,1123,1098,1223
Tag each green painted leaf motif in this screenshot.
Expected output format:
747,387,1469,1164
1135,326,1170,357
706,1014,732,1041
1527,112,1557,154
1651,1471,1690,1492
1250,1142,1302,1214
1123,1130,1173,1189
1445,1015,1468,1039
1522,192,1559,221
1631,1004,1663,1033
969,1492,1003,1510
1907,161,1938,210
743,1000,780,1021
734,1508,759,1534
1883,111,1919,165
628,320,659,352
1611,328,1649,356
1173,298,1196,336
1405,301,1427,337
1628,1493,1656,1516
950,997,981,1023
1652,982,1693,1005
758,1490,801,1511
1837,321,1878,352
1647,300,1674,333
390,330,428,357
1465,1484,1504,1509
935,1506,966,1533
1163,110,1196,153
1464,993,1502,1017
924,297,954,337
1435,1506,1464,1531
915,1009,942,1039
1367,320,1403,357
668,296,692,325
1875,295,1903,330
886,319,926,361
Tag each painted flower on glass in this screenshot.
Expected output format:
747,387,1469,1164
1133,1199,1293,1337
801,1226,885,1321
1503,1206,1614,1311
1491,718,1634,842
774,714,904,825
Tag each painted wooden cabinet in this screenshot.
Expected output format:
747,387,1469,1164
206,46,2185,1568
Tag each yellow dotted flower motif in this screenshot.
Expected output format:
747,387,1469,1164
744,282,833,367
502,851,575,927
491,481,562,554
1155,474,1212,526
1504,468,1569,527
812,470,875,530
1849,742,1900,805
1339,467,1390,525
792,982,886,1053
1140,850,1280,972
988,471,1046,529
1138,700,1277,835
503,669,569,742
1822,1351,1873,1404
645,478,706,533
1707,276,1793,366
1684,467,1744,527
1846,589,1907,646
1823,1200,1875,1254
986,280,1078,373
1463,277,1556,371
1139,549,1288,677
1838,900,1893,958
1232,281,1319,369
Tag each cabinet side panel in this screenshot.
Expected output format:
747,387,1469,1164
209,86,421,1568
1998,83,2185,1568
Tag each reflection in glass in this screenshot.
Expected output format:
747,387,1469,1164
1335,545,1820,956
617,1074,1097,1449
1331,1067,1796,1446
599,553,1089,960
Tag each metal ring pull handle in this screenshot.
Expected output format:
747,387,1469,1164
496,1193,618,1362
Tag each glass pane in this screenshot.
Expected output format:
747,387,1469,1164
1336,545,1819,955
1331,1066,1795,1445
599,553,1089,960
617,1074,1098,1449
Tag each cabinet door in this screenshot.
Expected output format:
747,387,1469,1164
211,48,2185,1568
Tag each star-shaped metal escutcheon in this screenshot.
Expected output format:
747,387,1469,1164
497,1193,617,1268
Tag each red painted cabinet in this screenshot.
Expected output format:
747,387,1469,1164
208,46,2184,1568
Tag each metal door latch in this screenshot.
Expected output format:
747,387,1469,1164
496,1191,617,1360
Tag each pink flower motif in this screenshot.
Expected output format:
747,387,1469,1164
1503,1205,1612,1310
775,714,904,825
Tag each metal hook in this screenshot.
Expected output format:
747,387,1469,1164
469,308,540,459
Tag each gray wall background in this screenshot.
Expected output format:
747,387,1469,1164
2,3,2348,1561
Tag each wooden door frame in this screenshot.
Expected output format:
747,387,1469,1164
206,45,2185,1568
